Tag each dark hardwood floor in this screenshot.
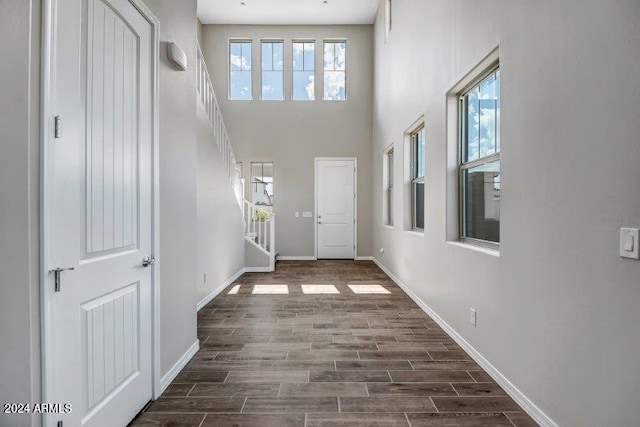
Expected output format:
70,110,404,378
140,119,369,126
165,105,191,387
131,260,537,426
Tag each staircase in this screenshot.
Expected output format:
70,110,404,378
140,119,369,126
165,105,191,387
243,200,276,272
196,42,276,272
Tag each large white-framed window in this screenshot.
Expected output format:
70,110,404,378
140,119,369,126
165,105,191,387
384,146,394,226
459,64,501,246
410,126,425,230
292,41,315,101
229,40,252,100
323,41,346,101
261,41,284,101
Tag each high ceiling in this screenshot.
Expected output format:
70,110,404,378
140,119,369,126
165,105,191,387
197,0,380,25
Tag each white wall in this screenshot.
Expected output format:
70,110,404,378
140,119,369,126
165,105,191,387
372,1,640,425
0,1,41,426
196,105,246,303
200,25,374,258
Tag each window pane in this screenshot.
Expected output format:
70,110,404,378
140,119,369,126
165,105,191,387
241,42,251,70
230,70,252,100
462,160,500,243
388,150,394,188
324,71,346,100
230,42,252,100
251,162,274,207
262,42,273,70
230,42,242,70
273,42,284,71
413,182,424,229
335,42,346,70
415,128,425,178
293,71,315,100
464,87,479,161
479,73,497,157
387,188,393,225
292,42,304,71
496,70,501,152
262,71,284,100
323,42,335,70
303,43,315,70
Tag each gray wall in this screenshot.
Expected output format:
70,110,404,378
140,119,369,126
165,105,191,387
196,106,246,302
141,0,200,376
200,25,374,258
0,1,41,426
372,1,640,425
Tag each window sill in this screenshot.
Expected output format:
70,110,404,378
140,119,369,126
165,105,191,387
405,229,424,237
446,241,500,258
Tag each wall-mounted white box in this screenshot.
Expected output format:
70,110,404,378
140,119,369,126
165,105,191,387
620,228,639,260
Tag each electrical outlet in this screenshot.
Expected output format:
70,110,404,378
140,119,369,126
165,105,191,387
470,308,477,326
379,248,385,254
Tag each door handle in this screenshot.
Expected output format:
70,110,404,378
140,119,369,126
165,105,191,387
142,256,155,268
318,221,322,224
50,267,75,292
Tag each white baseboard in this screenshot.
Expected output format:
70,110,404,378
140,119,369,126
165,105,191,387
196,267,246,311
244,266,272,273
355,256,374,261
159,339,199,394
371,257,557,427
276,256,316,261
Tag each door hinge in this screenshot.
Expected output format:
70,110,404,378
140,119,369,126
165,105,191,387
54,115,62,139
50,267,75,292
57,421,63,427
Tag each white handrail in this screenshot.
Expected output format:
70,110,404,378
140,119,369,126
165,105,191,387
244,199,276,271
196,41,243,208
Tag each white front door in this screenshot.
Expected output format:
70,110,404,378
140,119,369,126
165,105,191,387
316,159,356,259
45,0,154,425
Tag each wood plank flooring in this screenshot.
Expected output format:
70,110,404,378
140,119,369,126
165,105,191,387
130,260,537,426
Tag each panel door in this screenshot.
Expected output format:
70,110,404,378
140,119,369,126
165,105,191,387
317,160,356,259
46,0,154,425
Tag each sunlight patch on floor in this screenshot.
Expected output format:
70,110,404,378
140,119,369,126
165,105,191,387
347,284,390,294
227,285,241,295
252,284,289,294
301,284,340,294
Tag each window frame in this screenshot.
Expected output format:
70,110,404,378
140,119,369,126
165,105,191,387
384,145,394,227
260,40,285,101
228,40,253,101
322,40,347,101
458,62,501,248
250,162,275,208
292,40,316,101
410,126,425,231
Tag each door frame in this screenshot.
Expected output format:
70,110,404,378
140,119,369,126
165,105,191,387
40,1,162,423
314,157,358,260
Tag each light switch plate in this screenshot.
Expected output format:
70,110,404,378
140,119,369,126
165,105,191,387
620,228,639,260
